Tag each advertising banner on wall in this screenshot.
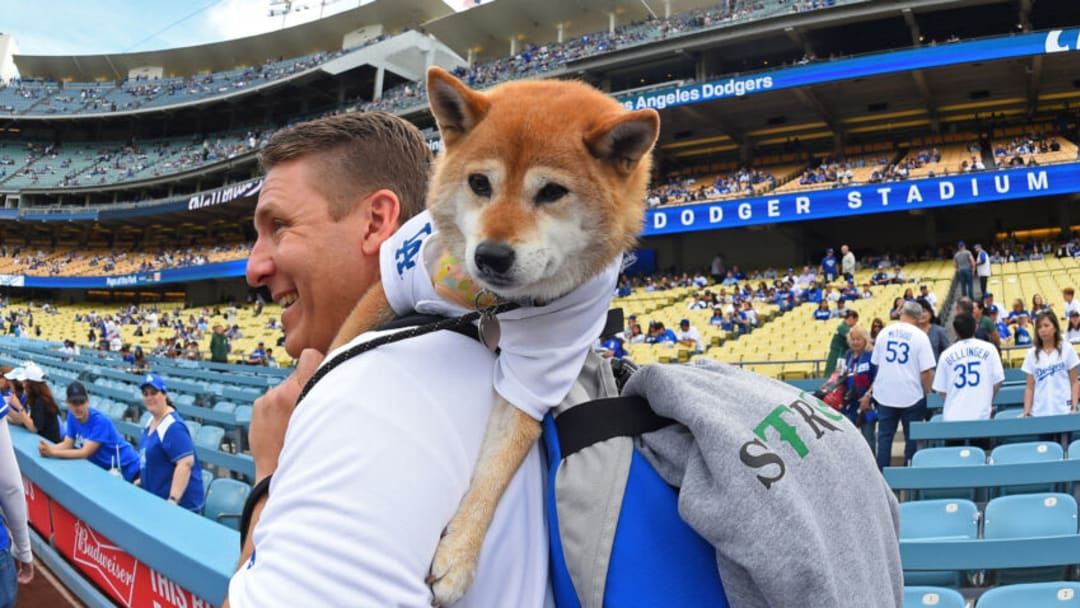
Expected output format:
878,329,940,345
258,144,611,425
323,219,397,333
642,164,1077,237
50,501,216,608
616,30,1080,111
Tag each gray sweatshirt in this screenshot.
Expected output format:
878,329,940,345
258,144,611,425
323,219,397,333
625,358,903,608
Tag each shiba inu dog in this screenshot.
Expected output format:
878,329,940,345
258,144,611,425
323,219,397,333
330,67,659,605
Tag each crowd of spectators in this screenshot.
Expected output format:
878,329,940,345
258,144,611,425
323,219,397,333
648,166,777,206
0,241,250,277
5,129,274,189
362,0,838,114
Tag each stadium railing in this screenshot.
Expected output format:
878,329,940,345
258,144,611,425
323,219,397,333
901,536,1080,574
884,459,1080,495
909,414,1080,446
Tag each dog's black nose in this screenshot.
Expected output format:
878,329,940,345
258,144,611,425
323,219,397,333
474,242,516,276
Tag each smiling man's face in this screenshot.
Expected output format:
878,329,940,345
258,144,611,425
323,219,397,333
246,158,377,357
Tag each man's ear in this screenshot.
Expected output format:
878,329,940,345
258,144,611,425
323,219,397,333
357,189,401,257
584,109,660,173
427,67,490,149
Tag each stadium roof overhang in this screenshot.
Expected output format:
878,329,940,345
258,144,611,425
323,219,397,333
421,0,724,61
652,48,1080,160
13,0,451,82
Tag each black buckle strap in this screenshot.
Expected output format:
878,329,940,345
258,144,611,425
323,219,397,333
554,396,675,459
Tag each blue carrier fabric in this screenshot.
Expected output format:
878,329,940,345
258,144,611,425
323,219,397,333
541,351,729,608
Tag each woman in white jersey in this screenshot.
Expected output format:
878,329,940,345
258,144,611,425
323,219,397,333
1021,311,1080,417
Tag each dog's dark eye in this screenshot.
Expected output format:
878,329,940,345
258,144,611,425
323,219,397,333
468,174,492,198
535,183,568,204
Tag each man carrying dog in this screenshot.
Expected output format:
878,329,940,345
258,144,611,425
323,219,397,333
227,113,549,606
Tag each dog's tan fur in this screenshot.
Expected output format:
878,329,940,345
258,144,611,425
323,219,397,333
330,68,658,605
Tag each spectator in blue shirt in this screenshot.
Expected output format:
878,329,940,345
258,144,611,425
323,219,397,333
1007,299,1030,325
38,381,140,481
137,374,204,512
1013,313,1033,346
821,248,839,283
992,308,1011,343
646,322,678,345
813,301,833,321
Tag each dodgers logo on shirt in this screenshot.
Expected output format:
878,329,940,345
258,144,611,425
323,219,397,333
1035,361,1068,382
395,222,432,276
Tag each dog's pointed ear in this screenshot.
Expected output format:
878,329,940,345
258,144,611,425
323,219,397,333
427,67,490,148
585,109,660,173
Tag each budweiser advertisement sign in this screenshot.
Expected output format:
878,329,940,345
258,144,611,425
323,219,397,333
22,477,51,535
73,520,138,605
50,502,216,607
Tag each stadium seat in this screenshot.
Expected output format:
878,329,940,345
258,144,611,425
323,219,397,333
184,420,202,438
175,394,197,408
139,411,152,427
912,446,987,500
201,469,214,500
990,442,1064,495
203,478,251,530
234,405,252,426
904,586,966,608
975,581,1080,607
195,425,226,451
900,499,979,587
983,493,1078,584
213,401,237,415
1069,439,1080,460
993,408,1025,420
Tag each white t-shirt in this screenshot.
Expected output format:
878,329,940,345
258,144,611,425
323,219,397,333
677,326,703,351
870,321,936,408
228,329,552,607
975,249,991,277
1063,299,1080,319
932,338,1005,421
379,210,619,420
1021,343,1080,416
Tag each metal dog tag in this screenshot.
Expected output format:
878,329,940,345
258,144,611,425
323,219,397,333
478,312,501,352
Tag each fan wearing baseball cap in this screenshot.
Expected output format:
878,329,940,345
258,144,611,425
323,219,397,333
137,374,204,512
6,363,61,443
39,381,140,481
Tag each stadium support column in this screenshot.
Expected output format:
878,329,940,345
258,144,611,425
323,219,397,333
557,23,564,44
923,213,937,250
664,0,671,18
467,47,475,67
373,66,385,101
608,12,615,35
509,37,517,56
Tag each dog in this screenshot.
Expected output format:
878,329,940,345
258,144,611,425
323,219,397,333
330,67,659,605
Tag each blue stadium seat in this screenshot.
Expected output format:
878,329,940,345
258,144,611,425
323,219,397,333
175,394,197,408
139,411,152,427
195,426,225,451
904,586,966,608
203,478,251,530
184,420,202,438
900,499,979,587
993,408,1026,420
990,442,1064,495
213,401,236,415
201,469,215,500
1068,439,1080,460
234,405,252,426
912,446,987,500
983,493,1078,584
975,581,1080,607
